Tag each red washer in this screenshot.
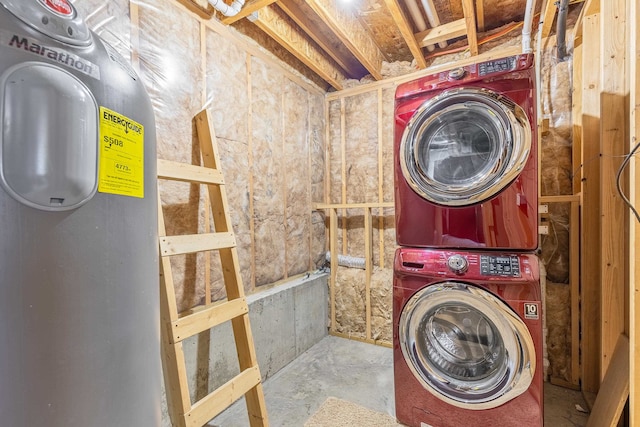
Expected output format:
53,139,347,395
394,54,538,250
393,248,543,427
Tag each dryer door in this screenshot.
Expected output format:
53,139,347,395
399,87,531,206
399,281,535,410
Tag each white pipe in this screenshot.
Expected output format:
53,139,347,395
208,0,245,17
406,0,435,52
522,0,537,53
421,0,447,49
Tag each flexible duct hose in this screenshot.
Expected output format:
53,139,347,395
325,251,366,270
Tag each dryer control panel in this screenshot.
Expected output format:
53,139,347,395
480,255,521,277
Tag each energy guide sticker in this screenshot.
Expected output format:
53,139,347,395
98,107,144,198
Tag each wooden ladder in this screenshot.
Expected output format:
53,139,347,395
157,110,269,427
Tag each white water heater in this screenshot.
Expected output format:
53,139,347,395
0,0,160,425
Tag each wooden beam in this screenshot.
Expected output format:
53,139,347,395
584,0,600,15
381,0,427,68
580,11,601,395
585,335,629,427
221,0,277,25
461,0,479,55
599,0,627,379
277,0,361,77
476,0,485,32
416,18,467,48
631,0,640,423
251,5,346,90
306,0,385,80
541,0,557,39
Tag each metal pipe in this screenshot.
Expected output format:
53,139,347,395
522,0,537,53
556,0,570,59
420,0,448,49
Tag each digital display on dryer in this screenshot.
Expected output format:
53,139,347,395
480,255,521,277
478,57,517,76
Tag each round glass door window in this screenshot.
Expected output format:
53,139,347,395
399,282,535,410
400,88,531,206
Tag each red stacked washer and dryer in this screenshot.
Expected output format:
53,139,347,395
392,54,543,427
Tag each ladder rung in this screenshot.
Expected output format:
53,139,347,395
157,158,225,185
160,232,236,256
185,365,262,427
171,298,249,343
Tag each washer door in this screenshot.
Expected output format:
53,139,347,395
399,87,531,206
399,281,535,410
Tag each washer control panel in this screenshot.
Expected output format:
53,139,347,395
447,255,468,274
480,255,521,277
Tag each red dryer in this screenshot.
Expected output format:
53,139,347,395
394,54,538,250
393,248,543,427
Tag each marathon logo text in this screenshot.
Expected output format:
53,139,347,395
5,32,100,79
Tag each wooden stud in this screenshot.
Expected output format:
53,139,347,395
580,12,602,394
340,98,347,255
572,39,584,195
306,0,385,80
541,0,557,39
329,208,338,333
381,0,428,68
377,88,385,269
585,335,629,427
631,0,640,423
461,0,479,56
129,2,140,73
364,207,372,340
570,199,581,387
247,53,257,290
476,0,485,32
599,0,627,379
416,19,467,48
282,83,288,280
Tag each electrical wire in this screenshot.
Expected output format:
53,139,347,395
615,138,640,223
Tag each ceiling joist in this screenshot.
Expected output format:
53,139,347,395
461,0,479,55
381,0,427,69
251,5,347,90
305,0,385,80
476,0,486,32
415,18,467,48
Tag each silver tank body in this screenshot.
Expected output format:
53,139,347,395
0,1,160,425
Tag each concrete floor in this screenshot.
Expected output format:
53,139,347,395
211,335,590,426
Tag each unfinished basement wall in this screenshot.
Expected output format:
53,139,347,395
74,0,326,311
325,26,576,380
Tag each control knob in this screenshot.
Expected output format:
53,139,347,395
447,255,468,274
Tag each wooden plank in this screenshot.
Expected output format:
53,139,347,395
329,330,392,348
630,0,640,423
306,0,385,80
193,111,268,426
247,53,257,289
171,298,249,343
572,40,584,194
278,0,359,77
541,0,557,39
329,208,338,333
570,199,581,386
160,232,236,256
157,159,225,185
221,0,278,25
364,207,372,340
585,335,629,427
415,19,467,48
251,5,346,90
580,12,601,394
185,366,262,427
476,0,485,32
539,194,581,203
599,0,627,378
377,88,385,269
461,0,479,55
584,0,600,15
381,0,427,68
174,0,215,19
325,45,522,101
340,98,347,255
313,202,395,209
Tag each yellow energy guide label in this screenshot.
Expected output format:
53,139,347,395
98,107,144,198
